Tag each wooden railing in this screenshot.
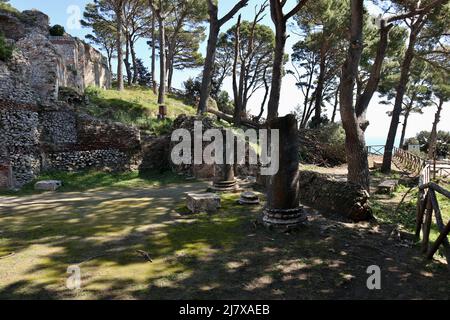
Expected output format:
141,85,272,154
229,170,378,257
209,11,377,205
367,145,385,156
393,147,427,175
415,182,450,260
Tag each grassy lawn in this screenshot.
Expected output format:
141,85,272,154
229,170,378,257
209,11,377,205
1,181,450,299
0,170,187,196
372,180,450,253
83,86,196,135
1,168,449,299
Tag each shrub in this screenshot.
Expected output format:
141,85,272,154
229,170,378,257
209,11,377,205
0,33,13,61
49,24,65,36
0,1,20,16
299,123,347,166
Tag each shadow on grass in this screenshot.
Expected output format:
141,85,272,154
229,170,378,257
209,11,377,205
1,186,449,300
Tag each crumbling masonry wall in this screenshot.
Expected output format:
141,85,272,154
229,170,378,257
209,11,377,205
0,100,141,188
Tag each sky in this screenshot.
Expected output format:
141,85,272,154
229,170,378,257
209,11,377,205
9,0,449,145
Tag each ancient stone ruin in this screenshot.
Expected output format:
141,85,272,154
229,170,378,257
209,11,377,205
0,8,139,189
0,9,110,105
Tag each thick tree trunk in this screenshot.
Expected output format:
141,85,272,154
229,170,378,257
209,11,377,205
267,21,286,121
124,35,132,86
382,22,421,173
198,17,220,114
198,0,248,114
157,16,166,105
339,0,370,191
116,7,124,91
151,14,157,94
167,61,174,93
428,98,444,159
312,50,327,127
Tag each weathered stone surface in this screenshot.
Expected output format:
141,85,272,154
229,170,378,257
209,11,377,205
0,7,110,106
139,115,257,179
298,171,373,222
238,191,260,205
264,115,305,227
34,180,62,191
0,163,13,189
186,193,221,213
377,180,398,194
0,100,142,187
373,161,383,169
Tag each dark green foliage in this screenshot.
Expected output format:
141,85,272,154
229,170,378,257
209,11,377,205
404,131,450,158
0,33,13,61
49,24,65,36
135,58,152,87
183,76,232,114
299,123,347,166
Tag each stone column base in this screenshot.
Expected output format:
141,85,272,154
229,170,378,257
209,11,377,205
262,207,306,228
211,180,240,193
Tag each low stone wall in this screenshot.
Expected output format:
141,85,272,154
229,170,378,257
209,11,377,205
43,149,131,172
139,115,258,179
298,171,372,222
76,114,141,151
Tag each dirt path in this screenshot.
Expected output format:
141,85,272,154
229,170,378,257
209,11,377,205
0,180,449,300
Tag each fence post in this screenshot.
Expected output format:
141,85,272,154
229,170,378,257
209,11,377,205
421,192,433,254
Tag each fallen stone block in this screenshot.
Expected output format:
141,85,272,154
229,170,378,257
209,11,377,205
34,180,62,191
373,161,383,169
186,193,221,214
377,180,398,194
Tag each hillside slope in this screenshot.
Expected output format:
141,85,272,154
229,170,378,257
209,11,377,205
83,86,196,135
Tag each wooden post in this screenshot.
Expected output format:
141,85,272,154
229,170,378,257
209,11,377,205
427,220,450,260
415,190,426,240
422,192,433,254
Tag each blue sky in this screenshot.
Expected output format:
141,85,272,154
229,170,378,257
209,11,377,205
9,0,449,144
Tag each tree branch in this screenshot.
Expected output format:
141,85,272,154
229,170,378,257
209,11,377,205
219,0,249,26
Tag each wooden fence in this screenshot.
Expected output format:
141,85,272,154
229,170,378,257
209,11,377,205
415,182,450,260
367,145,385,156
393,147,427,174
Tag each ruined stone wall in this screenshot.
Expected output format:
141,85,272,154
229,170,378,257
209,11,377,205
50,37,111,93
298,171,372,222
0,100,141,188
0,101,41,186
0,8,111,105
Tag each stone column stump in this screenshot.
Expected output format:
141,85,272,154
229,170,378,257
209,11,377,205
263,115,306,228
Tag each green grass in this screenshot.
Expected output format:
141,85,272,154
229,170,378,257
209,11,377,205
373,181,450,246
84,86,195,135
0,170,188,196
